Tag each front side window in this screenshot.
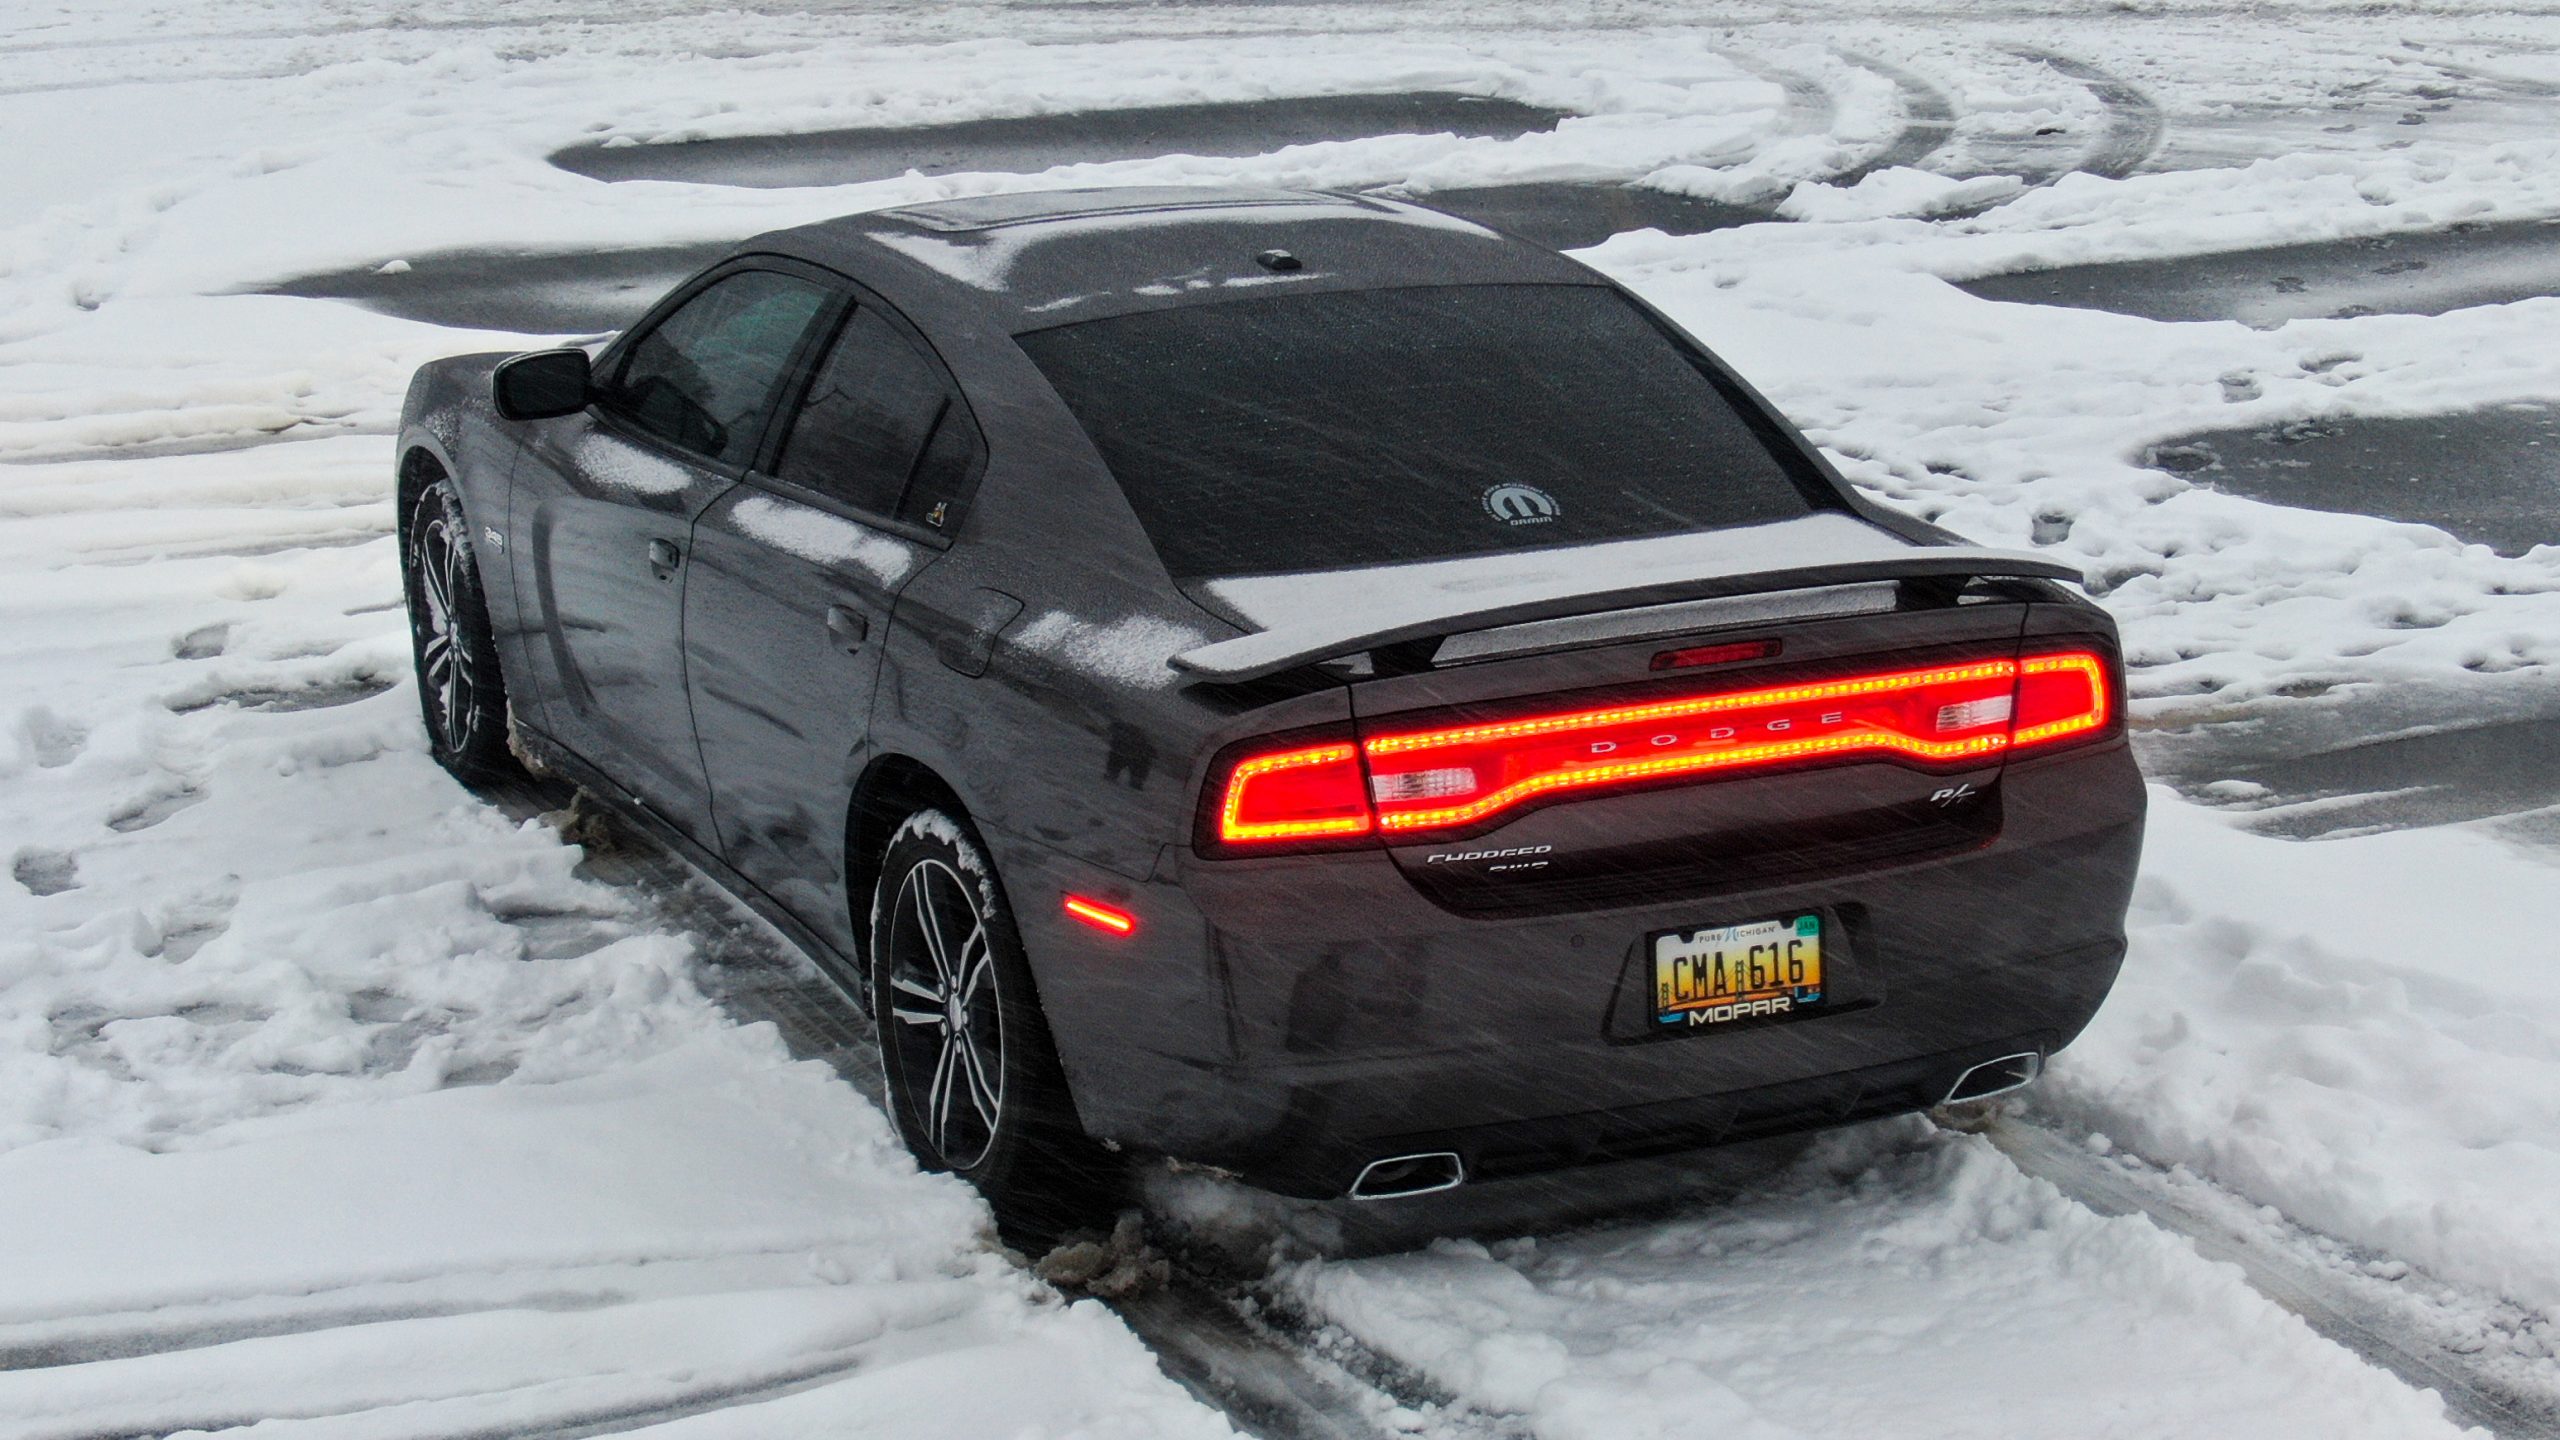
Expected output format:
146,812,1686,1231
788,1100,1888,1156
1015,284,1823,579
605,270,831,467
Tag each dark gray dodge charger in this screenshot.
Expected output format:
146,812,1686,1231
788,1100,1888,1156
396,185,2143,1214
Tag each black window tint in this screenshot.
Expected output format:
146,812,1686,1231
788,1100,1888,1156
606,270,830,467
775,307,953,516
1015,285,1819,579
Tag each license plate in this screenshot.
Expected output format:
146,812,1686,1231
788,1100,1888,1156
1652,913,1823,1027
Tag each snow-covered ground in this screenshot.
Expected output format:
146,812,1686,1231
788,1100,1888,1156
5,1,2559,1434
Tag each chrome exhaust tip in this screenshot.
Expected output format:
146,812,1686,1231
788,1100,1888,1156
1349,1151,1465,1200
1943,1051,2044,1105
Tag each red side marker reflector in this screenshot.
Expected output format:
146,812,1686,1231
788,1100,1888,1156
1063,895,1137,936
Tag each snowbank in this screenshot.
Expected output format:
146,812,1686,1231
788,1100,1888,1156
2050,791,2560,1316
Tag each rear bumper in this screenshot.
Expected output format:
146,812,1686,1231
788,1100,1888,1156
991,741,2143,1198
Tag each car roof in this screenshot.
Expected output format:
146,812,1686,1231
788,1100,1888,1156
744,185,1601,331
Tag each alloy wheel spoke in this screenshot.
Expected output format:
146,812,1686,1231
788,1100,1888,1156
956,1030,1001,1131
911,878,952,984
927,1035,961,1151
421,536,453,625
890,973,943,1006
889,1005,944,1028
926,876,974,983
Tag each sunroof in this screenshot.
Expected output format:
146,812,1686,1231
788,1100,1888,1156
876,186,1334,232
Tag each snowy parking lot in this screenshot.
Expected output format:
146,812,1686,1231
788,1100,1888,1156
4,1,2560,1435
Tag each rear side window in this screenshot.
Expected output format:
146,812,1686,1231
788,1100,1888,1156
604,270,831,467
775,306,979,529
1015,284,1821,579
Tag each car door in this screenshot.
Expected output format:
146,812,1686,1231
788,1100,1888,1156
684,296,987,955
507,264,836,842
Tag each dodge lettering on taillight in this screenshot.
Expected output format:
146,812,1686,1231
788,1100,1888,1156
1207,648,2115,854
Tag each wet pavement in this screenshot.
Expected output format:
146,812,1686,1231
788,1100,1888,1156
2147,404,2558,557
2134,692,2560,842
551,92,1570,188
1958,219,2560,325
1388,180,1768,250
260,197,1772,331
254,180,1768,331
274,90,1772,328
2130,402,2557,836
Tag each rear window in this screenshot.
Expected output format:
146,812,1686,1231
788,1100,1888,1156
1015,284,1822,580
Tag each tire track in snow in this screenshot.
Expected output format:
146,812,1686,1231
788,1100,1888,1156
1976,1114,2560,1440
1830,51,1958,183
2009,47,2166,180
1752,62,1834,142
1110,1271,1492,1440
478,780,1430,1440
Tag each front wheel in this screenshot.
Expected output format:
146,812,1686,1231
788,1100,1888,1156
404,479,519,783
870,811,1111,1230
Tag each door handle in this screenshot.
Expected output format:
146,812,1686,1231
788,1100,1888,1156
646,538,682,580
825,603,870,653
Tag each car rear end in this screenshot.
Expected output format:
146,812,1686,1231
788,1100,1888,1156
999,247,2142,1199
1165,579,2138,1197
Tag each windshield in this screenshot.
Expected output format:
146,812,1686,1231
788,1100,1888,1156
1015,283,1823,579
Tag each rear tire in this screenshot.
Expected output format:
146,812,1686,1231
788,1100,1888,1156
870,810,1114,1236
404,479,520,784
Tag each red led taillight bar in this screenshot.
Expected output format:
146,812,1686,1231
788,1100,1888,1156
1206,648,2113,853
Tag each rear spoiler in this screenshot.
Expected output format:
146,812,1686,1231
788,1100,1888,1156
1170,548,2086,684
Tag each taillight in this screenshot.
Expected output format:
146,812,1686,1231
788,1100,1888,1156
2012,650,2112,748
1204,648,2115,854
1215,741,1372,846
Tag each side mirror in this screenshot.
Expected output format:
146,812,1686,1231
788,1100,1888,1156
492,348,592,421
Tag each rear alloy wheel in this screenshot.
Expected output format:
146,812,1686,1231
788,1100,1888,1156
871,812,1110,1229
404,479,518,783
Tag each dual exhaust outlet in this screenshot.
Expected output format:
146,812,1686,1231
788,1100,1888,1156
1942,1050,2043,1105
1349,1150,1465,1201
1345,1052,2043,1200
